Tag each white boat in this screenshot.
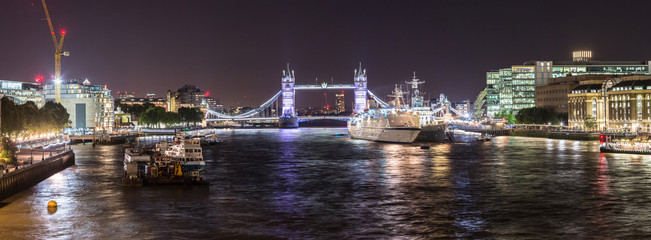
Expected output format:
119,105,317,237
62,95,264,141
162,137,206,171
124,148,151,177
347,85,421,143
124,148,151,163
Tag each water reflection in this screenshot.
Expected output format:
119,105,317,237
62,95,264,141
2,129,651,238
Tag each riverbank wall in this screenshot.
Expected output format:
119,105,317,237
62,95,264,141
511,130,600,140
71,133,138,145
0,150,75,201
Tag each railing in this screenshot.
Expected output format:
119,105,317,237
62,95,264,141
0,150,75,201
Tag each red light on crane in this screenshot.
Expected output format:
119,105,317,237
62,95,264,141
60,30,66,35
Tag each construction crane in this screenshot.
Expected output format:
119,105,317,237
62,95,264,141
41,0,69,103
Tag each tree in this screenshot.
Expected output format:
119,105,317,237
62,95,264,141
494,109,515,125
140,106,167,128
514,107,549,124
20,101,39,135
584,114,597,131
161,111,181,127
178,107,204,127
0,137,17,164
1,97,23,137
42,101,71,130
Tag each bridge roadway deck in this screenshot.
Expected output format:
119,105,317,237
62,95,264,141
206,116,350,122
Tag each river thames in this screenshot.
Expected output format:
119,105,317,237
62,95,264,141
1,128,651,239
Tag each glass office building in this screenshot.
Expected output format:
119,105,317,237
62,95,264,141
480,51,651,117
486,72,500,117
0,80,45,107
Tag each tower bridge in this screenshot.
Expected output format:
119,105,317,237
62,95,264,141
205,64,389,127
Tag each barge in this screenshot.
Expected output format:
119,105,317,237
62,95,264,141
122,137,208,186
599,134,651,154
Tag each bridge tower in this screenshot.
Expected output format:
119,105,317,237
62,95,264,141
354,63,368,113
280,64,298,127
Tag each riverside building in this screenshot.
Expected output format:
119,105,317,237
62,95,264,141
568,75,651,132
536,75,618,114
0,80,45,107
482,51,651,117
44,79,114,132
116,96,167,108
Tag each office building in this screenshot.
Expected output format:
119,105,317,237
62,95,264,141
0,80,45,107
483,51,651,117
335,91,345,113
44,79,114,131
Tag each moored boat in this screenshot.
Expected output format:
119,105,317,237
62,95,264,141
347,110,422,143
347,85,421,143
163,137,206,171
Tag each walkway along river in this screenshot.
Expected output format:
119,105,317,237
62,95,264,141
1,128,651,239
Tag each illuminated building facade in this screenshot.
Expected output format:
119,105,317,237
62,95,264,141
498,68,513,113
335,91,345,113
568,80,605,130
485,72,500,117
482,51,651,117
536,75,617,114
116,97,167,108
569,75,651,132
0,80,45,107
44,79,114,131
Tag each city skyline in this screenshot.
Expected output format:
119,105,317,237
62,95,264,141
2,0,651,107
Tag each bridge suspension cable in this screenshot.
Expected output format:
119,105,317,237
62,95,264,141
206,90,282,119
367,90,390,108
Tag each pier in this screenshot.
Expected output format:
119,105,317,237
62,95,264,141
70,133,139,145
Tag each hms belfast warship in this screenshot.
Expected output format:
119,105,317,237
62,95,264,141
404,72,448,142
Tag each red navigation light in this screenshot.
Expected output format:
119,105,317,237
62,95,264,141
341,90,344,93
61,30,66,35
205,91,209,97
327,105,330,109
35,76,43,83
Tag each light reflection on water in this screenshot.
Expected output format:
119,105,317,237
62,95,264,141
1,128,651,238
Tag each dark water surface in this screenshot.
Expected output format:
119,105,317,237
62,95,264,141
2,128,651,239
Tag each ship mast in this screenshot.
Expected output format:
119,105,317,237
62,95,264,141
388,84,408,110
405,72,425,108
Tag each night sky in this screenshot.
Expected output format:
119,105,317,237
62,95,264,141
2,0,651,108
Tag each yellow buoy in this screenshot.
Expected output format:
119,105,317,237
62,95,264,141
47,200,57,208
